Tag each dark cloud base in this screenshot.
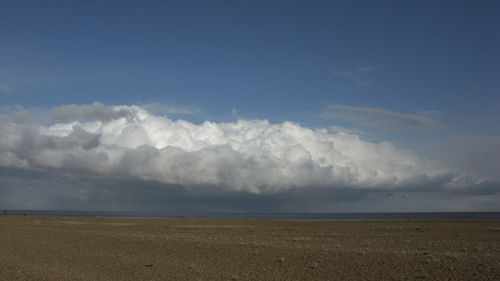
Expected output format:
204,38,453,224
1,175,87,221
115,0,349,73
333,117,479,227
0,166,363,212
1,167,499,212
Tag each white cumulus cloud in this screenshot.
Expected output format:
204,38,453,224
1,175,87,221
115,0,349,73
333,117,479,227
0,103,460,195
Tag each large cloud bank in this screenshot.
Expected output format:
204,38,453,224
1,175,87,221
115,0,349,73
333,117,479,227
0,103,463,195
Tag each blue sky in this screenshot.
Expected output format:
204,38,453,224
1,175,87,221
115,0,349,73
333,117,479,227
2,1,498,126
0,1,499,211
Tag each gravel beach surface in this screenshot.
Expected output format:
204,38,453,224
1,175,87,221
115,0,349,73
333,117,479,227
0,216,499,280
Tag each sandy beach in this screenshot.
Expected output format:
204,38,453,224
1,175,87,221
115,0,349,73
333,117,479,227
0,216,499,280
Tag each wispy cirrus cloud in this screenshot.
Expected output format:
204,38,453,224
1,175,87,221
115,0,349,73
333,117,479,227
321,103,442,131
0,82,12,94
143,103,201,115
332,67,375,86
329,125,371,137
164,106,201,115
231,108,240,118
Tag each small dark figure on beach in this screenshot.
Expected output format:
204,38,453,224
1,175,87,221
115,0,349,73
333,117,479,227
3,210,5,215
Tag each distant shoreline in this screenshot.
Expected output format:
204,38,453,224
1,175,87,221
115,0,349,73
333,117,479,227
2,210,500,221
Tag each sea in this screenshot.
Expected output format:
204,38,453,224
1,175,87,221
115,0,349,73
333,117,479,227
2,210,500,221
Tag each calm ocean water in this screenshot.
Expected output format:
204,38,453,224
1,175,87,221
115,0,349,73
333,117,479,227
2,210,500,221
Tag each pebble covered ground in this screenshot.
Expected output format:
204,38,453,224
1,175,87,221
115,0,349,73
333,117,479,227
0,216,499,280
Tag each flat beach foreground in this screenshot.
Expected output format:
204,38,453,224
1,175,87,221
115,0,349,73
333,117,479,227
0,216,499,280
